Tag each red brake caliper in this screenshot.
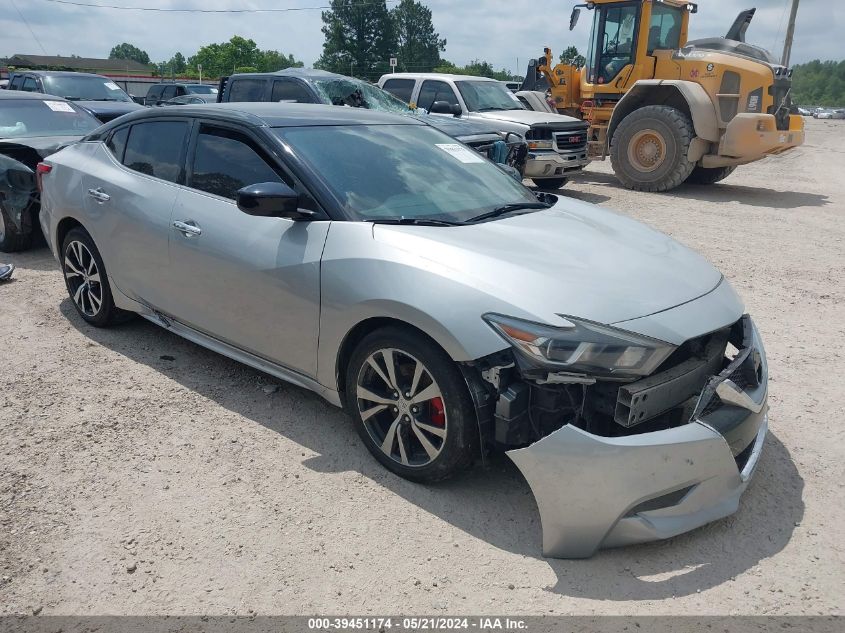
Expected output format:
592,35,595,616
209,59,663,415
430,397,446,427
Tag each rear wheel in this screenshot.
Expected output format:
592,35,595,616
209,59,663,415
532,177,568,191
610,105,696,192
345,327,476,483
61,227,130,327
0,201,33,253
686,165,737,185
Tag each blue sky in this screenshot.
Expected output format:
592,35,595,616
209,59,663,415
2,0,842,70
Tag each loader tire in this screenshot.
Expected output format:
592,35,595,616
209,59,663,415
686,165,737,185
610,105,696,192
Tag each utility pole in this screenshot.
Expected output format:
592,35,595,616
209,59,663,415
781,0,800,67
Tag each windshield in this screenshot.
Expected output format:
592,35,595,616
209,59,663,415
43,76,132,102
456,81,526,112
312,78,411,114
186,85,218,95
275,124,536,222
0,99,101,138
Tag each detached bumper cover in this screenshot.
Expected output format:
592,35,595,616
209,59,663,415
507,316,768,558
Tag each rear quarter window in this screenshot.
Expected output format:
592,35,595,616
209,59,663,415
382,79,415,103
227,79,266,102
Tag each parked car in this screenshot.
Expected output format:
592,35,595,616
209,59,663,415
379,72,590,190
217,68,526,173
0,90,101,251
40,103,768,559
160,94,217,106
144,82,219,107
6,71,144,122
832,109,845,120
515,90,557,114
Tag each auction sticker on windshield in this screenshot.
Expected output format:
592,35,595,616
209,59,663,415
44,101,76,113
105,82,121,90
436,143,485,164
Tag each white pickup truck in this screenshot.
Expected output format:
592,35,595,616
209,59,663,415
379,73,590,190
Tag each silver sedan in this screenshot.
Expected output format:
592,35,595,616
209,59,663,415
39,103,768,558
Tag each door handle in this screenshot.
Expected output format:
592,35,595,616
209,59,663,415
87,187,110,202
172,220,202,237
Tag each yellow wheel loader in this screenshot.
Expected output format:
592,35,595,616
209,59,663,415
524,1,805,191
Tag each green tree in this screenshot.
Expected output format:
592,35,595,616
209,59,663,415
316,0,396,80
559,46,586,67
168,52,187,74
792,59,845,107
109,42,150,65
433,59,520,82
390,0,445,73
187,37,302,78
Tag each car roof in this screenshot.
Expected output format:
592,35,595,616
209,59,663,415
9,70,109,79
90,102,425,133
380,73,497,83
0,89,69,101
231,67,343,81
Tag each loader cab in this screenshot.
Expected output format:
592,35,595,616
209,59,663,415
579,0,692,95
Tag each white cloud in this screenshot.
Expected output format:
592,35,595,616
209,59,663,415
2,0,841,71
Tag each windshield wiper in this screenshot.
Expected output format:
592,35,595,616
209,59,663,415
369,217,465,227
62,96,81,100
466,202,551,224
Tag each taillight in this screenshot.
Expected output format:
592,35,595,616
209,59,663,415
36,162,52,192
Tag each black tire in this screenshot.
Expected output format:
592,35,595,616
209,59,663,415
345,326,477,483
686,165,737,185
532,177,568,191
61,227,131,327
610,105,696,192
0,201,33,253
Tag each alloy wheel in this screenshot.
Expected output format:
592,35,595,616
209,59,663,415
356,348,448,468
64,240,103,317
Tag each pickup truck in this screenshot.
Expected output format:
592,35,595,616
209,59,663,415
379,73,590,190
217,68,527,175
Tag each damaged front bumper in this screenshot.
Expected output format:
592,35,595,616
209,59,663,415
505,315,768,558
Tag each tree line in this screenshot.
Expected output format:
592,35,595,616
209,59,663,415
792,60,845,107
108,0,520,82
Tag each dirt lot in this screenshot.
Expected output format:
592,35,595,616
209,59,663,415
1,118,843,617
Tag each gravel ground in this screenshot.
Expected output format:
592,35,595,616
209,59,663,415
1,118,843,617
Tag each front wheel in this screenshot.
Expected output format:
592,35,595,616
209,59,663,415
610,105,696,192
686,165,737,185
345,327,477,483
532,177,568,191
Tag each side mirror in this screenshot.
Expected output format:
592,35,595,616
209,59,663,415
430,100,461,116
570,7,581,31
236,182,315,220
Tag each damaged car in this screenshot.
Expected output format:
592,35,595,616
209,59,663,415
1,90,101,252
40,104,767,558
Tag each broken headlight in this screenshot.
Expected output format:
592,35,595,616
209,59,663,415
483,314,675,378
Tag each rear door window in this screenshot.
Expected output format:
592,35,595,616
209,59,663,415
271,79,314,103
189,125,286,200
22,77,38,92
382,78,415,103
161,85,177,100
416,80,460,111
106,126,130,161
228,79,266,102
122,121,189,183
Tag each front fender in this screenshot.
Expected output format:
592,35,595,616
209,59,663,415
316,223,513,391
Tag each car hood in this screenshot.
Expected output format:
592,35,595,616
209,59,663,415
416,115,502,138
372,198,724,328
0,136,82,161
476,109,582,127
75,100,145,120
